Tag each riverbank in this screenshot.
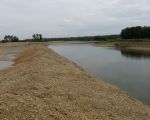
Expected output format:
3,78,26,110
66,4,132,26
92,40,150,54
0,43,150,119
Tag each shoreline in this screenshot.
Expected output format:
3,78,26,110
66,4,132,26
0,43,150,119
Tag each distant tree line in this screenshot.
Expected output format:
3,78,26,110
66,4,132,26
1,34,43,43
121,26,150,39
42,35,120,42
2,26,150,43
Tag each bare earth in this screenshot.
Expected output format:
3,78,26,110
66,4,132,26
0,43,150,120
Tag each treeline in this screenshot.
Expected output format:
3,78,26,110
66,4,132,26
121,26,150,39
1,35,119,43
43,35,120,42
1,34,43,43
1,26,150,43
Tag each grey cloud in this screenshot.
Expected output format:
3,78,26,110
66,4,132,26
0,0,150,39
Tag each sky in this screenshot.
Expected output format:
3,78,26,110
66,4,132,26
0,0,150,39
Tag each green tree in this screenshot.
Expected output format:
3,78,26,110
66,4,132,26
121,26,150,39
3,35,19,42
32,34,43,42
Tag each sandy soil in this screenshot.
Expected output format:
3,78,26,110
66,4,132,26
0,43,150,120
0,43,29,61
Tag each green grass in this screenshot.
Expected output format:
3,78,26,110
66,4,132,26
95,39,150,47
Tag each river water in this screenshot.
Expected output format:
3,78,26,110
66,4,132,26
49,44,150,105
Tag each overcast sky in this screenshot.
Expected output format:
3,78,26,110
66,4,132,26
0,0,150,39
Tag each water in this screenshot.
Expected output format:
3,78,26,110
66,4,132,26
49,44,150,105
0,61,14,70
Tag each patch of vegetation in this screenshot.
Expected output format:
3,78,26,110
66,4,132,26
2,35,19,43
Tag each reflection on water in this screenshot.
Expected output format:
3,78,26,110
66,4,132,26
49,44,150,105
0,61,14,70
120,49,150,59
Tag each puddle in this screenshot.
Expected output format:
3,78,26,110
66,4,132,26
0,61,14,70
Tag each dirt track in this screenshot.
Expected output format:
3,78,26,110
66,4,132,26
0,43,150,120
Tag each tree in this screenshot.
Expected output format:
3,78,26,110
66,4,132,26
32,34,43,42
121,26,150,39
12,36,19,42
3,35,19,42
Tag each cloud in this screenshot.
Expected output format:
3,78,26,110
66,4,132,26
0,0,150,39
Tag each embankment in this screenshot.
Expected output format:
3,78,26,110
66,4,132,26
0,44,150,120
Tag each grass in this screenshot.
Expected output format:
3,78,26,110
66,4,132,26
94,39,150,47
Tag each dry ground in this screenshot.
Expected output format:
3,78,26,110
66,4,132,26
0,43,149,120
0,43,30,61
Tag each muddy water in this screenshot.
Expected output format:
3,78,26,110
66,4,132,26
0,61,14,70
